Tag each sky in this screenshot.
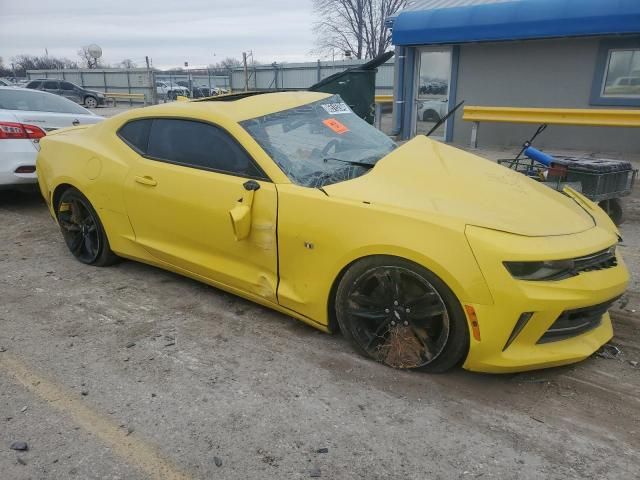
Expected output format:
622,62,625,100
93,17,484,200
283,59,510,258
0,0,318,69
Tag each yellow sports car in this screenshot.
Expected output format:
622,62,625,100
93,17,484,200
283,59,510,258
36,91,629,373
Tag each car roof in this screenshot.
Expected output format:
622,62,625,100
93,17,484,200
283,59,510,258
120,91,334,123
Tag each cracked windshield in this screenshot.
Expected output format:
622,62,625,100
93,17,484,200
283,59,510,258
241,95,396,188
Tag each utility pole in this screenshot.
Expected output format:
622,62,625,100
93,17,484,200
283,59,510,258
243,52,248,91
146,56,157,105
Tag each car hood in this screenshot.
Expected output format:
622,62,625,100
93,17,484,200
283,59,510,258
322,136,595,237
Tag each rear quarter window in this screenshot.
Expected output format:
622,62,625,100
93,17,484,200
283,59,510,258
117,119,152,153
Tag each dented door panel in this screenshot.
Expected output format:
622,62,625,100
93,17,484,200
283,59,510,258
124,158,278,302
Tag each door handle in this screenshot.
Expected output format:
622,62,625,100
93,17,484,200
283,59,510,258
72,119,80,126
134,175,157,186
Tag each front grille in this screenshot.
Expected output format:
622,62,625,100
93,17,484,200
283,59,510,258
572,247,617,275
537,297,619,344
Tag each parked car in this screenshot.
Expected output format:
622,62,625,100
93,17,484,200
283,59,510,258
36,91,628,374
0,78,14,87
0,86,103,189
419,81,448,96
606,75,640,96
155,81,190,100
25,79,105,108
175,81,211,98
417,98,449,122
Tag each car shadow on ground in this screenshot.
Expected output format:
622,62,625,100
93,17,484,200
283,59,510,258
0,188,44,210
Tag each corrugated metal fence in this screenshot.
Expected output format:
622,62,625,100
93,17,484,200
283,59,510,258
26,68,155,103
227,59,394,92
27,58,395,104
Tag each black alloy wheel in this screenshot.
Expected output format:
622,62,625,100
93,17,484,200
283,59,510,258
56,188,118,266
336,256,469,372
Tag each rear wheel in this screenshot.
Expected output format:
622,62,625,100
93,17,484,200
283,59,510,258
56,188,118,266
84,96,98,108
335,256,469,372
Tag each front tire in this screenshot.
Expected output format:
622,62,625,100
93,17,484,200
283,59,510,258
56,188,118,266
335,256,469,373
422,110,440,122
598,198,624,226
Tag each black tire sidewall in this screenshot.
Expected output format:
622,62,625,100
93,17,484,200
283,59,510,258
56,188,117,266
335,255,470,373
599,198,624,226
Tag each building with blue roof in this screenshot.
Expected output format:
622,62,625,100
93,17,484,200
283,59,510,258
388,0,640,153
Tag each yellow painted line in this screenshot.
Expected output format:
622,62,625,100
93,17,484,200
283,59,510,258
463,106,640,128
0,352,192,480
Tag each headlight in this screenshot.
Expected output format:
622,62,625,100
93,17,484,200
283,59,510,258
96,93,105,98
504,259,575,281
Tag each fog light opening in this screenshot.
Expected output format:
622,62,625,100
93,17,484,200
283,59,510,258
464,305,481,341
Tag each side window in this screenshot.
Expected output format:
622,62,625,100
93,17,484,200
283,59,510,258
146,119,265,178
118,119,152,153
26,81,42,89
43,81,59,90
60,82,75,91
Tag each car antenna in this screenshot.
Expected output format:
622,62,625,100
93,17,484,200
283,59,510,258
425,100,465,137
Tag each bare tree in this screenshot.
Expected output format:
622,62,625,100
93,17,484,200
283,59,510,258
77,47,105,68
209,57,243,70
119,59,136,69
313,0,406,59
0,57,12,77
10,54,78,76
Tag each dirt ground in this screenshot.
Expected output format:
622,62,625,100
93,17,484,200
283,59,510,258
1,116,639,479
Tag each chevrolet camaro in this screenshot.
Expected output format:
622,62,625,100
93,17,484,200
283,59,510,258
36,91,629,373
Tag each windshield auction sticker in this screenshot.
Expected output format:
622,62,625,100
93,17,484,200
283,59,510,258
321,102,351,115
323,118,349,134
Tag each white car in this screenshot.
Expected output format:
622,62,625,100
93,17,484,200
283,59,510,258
417,98,449,122
155,81,190,100
0,86,103,189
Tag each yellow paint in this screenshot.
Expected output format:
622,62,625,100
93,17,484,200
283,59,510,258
374,94,393,104
36,91,629,373
0,353,191,480
463,105,640,127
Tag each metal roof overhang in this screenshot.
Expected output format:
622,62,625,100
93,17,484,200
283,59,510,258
391,0,640,46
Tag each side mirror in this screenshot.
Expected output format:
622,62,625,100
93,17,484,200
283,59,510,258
228,180,261,241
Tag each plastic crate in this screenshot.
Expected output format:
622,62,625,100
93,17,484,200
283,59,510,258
553,157,636,201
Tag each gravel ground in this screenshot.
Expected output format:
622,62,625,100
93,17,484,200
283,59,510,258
0,123,639,479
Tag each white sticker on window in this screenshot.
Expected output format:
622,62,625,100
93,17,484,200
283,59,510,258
321,102,351,115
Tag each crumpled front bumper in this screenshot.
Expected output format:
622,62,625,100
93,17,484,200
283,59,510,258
462,224,629,373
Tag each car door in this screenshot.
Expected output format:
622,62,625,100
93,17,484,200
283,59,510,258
121,118,279,302
59,81,82,104
42,80,61,96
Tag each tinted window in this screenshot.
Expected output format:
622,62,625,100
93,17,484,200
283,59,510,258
61,82,76,91
147,119,264,178
43,81,59,89
26,81,42,89
118,119,152,152
0,88,91,114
